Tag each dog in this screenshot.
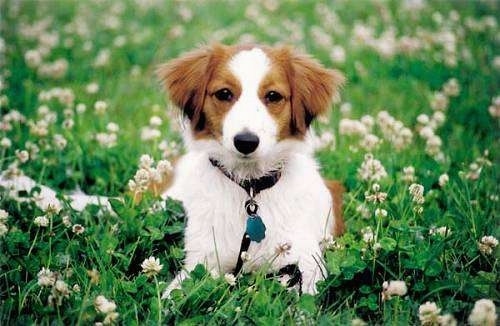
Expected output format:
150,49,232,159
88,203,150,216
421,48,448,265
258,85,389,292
158,43,345,297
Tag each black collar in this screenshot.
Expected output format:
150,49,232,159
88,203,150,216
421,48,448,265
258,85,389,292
209,157,282,196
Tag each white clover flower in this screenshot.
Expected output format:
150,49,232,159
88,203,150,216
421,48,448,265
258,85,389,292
93,49,111,68
317,131,335,150
62,118,74,129
72,284,81,292
240,251,252,262
339,118,368,136
418,301,441,325
361,227,374,243
149,116,162,127
61,215,72,227
364,188,388,204
431,111,446,127
359,115,374,128
438,313,457,326
106,122,119,133
141,256,163,277
430,92,449,111
103,311,120,324
0,137,11,148
148,167,162,183
402,166,416,183
54,279,71,297
157,160,173,175
419,126,435,140
224,273,236,286
425,135,442,156
134,168,150,187
275,242,292,256
488,96,500,118
493,56,500,69
478,235,499,255
356,204,371,219
28,120,49,137
468,299,497,326
86,82,99,94
0,209,8,223
159,140,182,158
76,103,86,114
339,102,352,116
360,134,380,151
0,95,8,107
351,318,367,326
438,173,449,187
37,267,56,287
442,78,460,97
24,49,42,68
375,208,388,218
95,132,117,148
94,100,108,115
329,45,346,63
38,58,69,79
0,223,8,236
357,154,387,182
15,150,29,163
128,180,139,193
381,280,407,300
53,134,67,150
409,183,425,204
139,154,154,169
140,126,161,141
34,215,50,227
417,114,430,125
94,295,117,314
72,224,85,235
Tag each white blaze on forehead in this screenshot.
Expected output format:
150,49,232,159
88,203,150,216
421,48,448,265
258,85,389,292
228,48,271,94
223,47,278,157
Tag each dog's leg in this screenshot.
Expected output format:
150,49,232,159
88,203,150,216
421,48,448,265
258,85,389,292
299,251,327,295
162,270,188,299
324,180,345,236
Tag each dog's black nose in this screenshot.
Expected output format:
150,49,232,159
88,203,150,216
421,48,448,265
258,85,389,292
234,132,260,154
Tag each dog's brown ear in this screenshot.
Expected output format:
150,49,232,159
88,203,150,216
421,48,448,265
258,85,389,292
285,48,345,134
157,44,226,132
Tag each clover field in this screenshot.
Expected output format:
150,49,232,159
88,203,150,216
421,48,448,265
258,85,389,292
0,0,499,325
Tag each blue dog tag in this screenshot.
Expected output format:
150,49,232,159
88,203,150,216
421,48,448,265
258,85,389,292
246,214,266,242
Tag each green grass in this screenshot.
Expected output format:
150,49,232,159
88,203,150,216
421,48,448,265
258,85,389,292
0,0,498,324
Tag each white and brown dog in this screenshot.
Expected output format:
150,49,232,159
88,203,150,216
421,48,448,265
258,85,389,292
158,43,345,296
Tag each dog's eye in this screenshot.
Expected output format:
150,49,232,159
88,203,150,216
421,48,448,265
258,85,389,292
214,88,233,102
265,91,283,103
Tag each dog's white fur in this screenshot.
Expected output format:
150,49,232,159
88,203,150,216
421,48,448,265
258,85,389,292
223,48,277,161
162,48,336,297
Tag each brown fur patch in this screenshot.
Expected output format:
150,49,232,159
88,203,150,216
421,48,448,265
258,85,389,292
203,66,241,138
257,61,293,140
324,180,345,236
157,44,234,139
267,46,345,136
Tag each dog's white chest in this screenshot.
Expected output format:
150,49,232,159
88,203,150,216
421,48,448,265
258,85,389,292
165,151,332,274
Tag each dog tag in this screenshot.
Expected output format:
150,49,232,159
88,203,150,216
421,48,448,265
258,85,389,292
246,214,266,242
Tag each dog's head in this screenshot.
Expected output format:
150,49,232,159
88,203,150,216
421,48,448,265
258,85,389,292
158,44,344,178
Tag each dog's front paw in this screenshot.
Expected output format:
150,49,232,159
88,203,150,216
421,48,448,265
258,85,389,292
162,271,188,299
300,264,326,295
